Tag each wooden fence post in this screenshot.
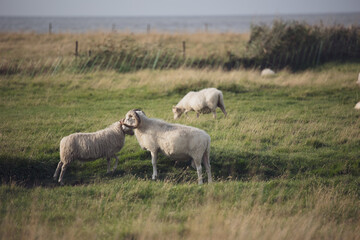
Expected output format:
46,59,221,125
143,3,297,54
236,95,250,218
49,23,52,34
75,41,78,57
147,24,151,34
182,41,186,58
205,23,208,32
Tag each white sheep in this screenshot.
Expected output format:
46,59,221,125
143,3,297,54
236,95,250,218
355,73,360,109
121,109,212,185
172,88,227,119
354,102,360,110
261,68,275,77
53,121,134,185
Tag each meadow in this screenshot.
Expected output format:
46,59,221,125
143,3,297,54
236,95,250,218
0,31,360,239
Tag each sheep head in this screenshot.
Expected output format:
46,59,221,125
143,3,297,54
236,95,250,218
172,106,184,119
121,109,142,129
120,121,134,135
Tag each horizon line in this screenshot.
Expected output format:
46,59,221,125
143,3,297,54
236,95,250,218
0,11,359,18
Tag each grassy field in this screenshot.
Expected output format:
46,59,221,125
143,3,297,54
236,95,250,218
0,32,360,239
0,32,248,68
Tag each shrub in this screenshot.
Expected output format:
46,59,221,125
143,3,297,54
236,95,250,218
243,20,360,70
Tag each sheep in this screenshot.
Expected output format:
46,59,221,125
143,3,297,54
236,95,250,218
355,102,360,110
172,88,227,119
355,73,360,109
53,121,134,185
261,68,275,77
121,109,212,185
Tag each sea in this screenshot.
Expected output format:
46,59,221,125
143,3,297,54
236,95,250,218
0,13,359,33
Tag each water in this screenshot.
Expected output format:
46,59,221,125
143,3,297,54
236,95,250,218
0,13,359,33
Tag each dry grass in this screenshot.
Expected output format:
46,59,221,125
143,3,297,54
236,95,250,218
1,180,359,240
6,65,355,92
0,32,249,62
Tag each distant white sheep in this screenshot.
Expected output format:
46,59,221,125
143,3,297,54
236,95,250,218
53,121,133,185
121,109,212,184
172,88,227,119
261,68,275,77
355,73,360,109
355,102,360,110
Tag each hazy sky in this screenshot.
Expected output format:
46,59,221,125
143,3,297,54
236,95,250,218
0,0,359,16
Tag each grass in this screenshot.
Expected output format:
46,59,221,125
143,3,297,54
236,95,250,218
0,31,360,239
0,32,249,75
2,24,358,74
1,177,359,240
0,32,248,65
1,64,360,183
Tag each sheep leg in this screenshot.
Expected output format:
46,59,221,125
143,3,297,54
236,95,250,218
112,155,119,172
53,161,63,181
212,110,217,119
219,105,227,117
185,110,190,118
195,163,203,185
106,157,111,173
196,112,200,118
151,151,158,180
202,151,212,183
58,163,69,185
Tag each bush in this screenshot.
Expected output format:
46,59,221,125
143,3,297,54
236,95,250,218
243,20,360,70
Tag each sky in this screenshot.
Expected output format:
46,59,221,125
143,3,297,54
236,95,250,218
0,0,359,17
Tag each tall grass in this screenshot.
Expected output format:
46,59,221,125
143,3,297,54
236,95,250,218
1,178,359,240
0,31,247,75
1,21,358,76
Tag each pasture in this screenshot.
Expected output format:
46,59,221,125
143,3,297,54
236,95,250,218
0,32,360,239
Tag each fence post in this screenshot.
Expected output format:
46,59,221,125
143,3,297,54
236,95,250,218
112,24,116,32
49,23,52,34
75,41,78,57
182,41,186,58
205,23,208,32
147,24,151,34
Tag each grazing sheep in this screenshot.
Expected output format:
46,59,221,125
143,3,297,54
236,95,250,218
121,109,212,185
53,121,134,185
172,88,227,119
261,68,275,77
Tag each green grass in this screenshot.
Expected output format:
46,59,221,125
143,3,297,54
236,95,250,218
1,177,359,239
1,64,360,184
1,62,360,239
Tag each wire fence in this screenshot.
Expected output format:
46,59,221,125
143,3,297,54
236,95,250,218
1,41,357,78
1,21,359,77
